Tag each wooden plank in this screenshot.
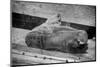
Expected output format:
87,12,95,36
12,42,95,62
12,43,80,61
12,53,66,64
12,49,78,63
